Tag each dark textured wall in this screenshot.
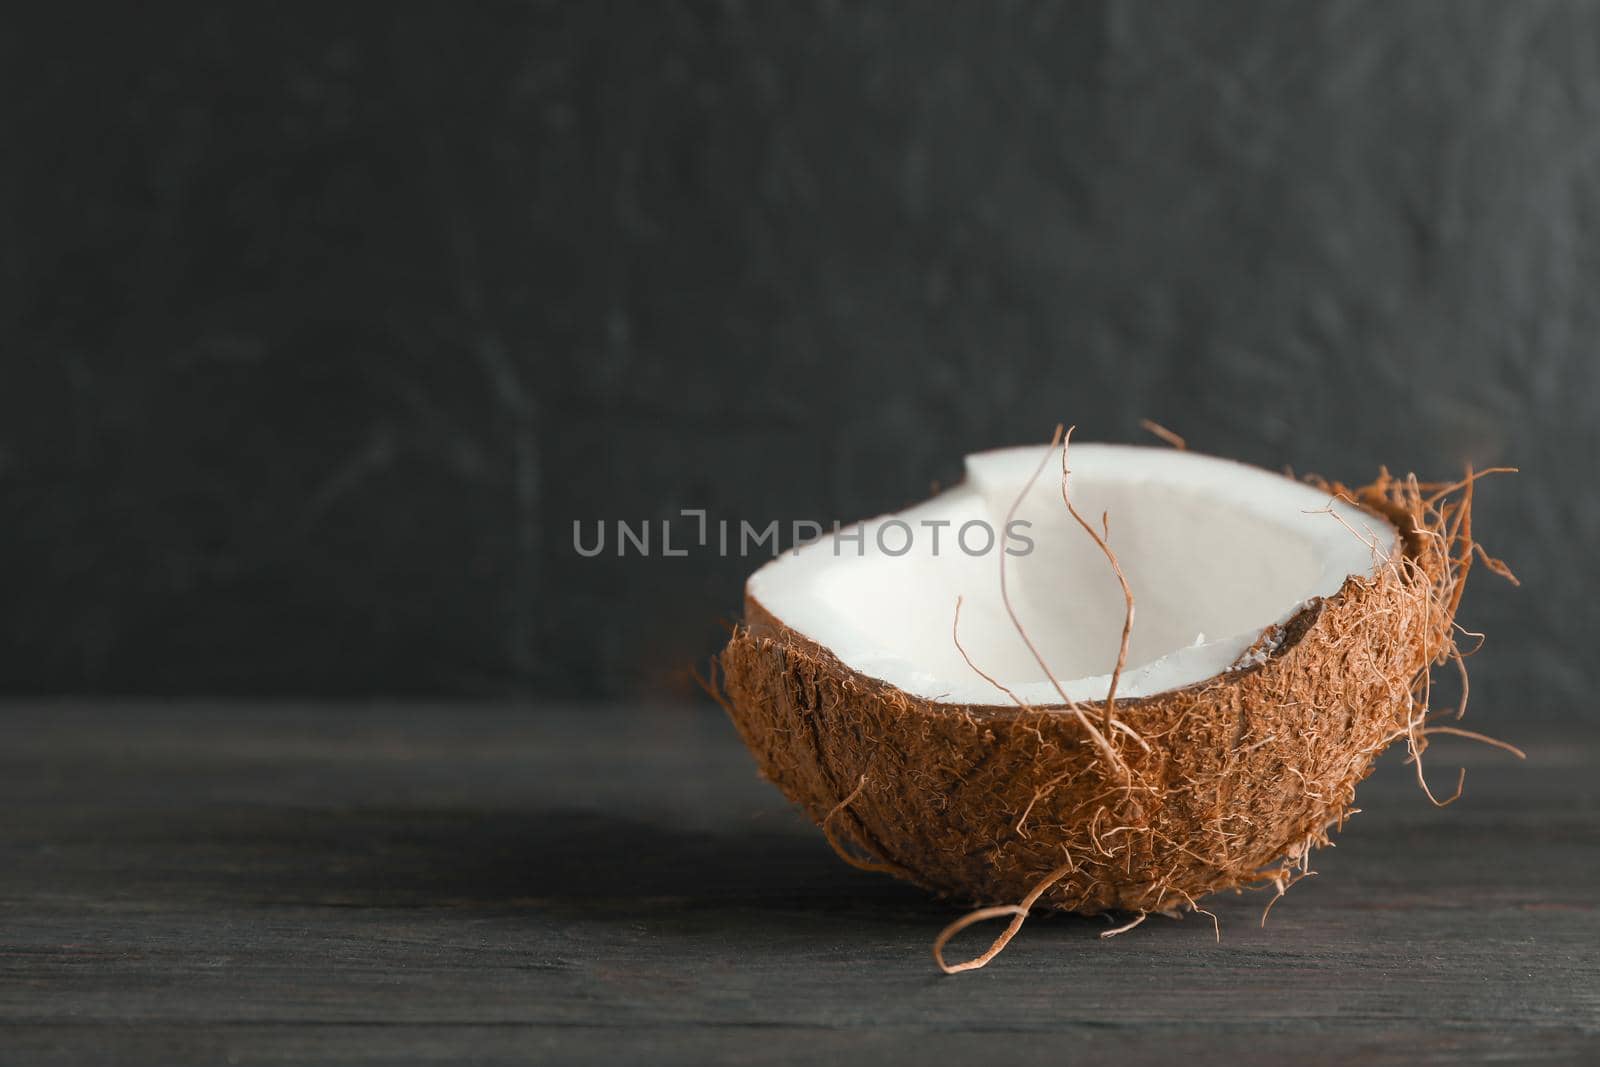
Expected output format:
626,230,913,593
4,2,1595,716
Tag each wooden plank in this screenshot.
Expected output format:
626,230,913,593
0,704,1595,1064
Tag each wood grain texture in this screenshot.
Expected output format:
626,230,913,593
0,703,1595,1064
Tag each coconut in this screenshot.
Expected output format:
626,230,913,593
711,430,1514,972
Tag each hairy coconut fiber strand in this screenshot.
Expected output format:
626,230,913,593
713,465,1511,967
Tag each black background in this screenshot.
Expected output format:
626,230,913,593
4,2,1594,718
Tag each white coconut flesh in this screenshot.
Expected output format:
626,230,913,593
747,443,1399,706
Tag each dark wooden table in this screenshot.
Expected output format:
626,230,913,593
1,704,1595,1064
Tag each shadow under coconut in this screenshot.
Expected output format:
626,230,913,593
156,802,946,919
459,807,962,920
87,794,1116,956
501,809,1128,969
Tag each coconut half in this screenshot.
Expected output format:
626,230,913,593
716,439,1494,961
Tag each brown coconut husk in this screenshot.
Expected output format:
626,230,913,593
709,436,1518,973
